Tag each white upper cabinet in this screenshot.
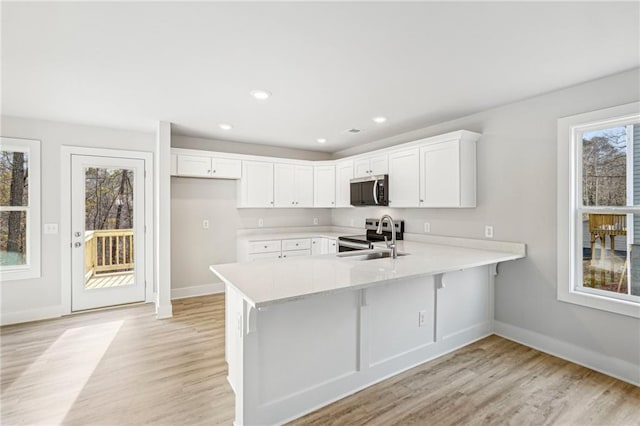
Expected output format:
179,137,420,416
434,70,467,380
275,164,313,207
177,154,211,177
240,161,274,208
211,157,242,179
419,137,477,208
354,154,388,178
174,152,241,179
335,160,354,207
313,165,336,207
388,148,420,208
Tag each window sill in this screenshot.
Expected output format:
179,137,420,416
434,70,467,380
558,288,640,318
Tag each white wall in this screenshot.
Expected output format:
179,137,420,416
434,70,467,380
0,116,156,321
170,135,332,291
332,68,640,372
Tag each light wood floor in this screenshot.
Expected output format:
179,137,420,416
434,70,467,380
2,294,639,426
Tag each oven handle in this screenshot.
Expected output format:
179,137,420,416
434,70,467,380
338,240,372,250
373,179,378,205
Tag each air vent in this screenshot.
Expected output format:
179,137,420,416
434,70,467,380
346,128,361,133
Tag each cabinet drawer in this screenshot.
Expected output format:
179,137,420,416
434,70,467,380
248,240,281,254
281,249,311,258
282,238,311,251
248,252,282,261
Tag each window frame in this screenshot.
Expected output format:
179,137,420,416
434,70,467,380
557,102,640,318
0,137,41,281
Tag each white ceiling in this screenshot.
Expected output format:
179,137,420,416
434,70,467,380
2,2,639,152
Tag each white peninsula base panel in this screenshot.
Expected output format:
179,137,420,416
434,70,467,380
226,265,495,425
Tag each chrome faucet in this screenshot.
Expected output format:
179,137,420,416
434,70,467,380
376,214,397,258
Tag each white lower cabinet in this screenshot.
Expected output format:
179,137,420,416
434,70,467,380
281,249,312,258
242,237,336,261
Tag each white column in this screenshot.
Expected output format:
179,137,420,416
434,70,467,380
155,121,172,318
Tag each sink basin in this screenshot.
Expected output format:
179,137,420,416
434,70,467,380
338,249,409,261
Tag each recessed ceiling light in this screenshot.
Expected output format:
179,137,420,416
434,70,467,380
250,89,271,100
218,123,233,130
317,138,327,144
372,116,387,124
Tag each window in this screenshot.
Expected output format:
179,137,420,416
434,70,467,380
0,137,41,281
558,103,640,318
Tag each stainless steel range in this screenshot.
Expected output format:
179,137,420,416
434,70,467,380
338,218,404,253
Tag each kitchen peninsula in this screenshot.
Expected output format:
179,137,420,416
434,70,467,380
210,236,526,426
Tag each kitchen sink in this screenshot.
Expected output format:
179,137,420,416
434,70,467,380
352,252,409,260
337,249,409,261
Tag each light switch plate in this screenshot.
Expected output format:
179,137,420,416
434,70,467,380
44,223,59,234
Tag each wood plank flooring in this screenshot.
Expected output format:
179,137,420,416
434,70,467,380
2,294,639,425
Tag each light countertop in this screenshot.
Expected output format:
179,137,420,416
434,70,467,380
211,238,526,308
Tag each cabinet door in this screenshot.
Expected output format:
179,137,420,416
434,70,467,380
240,161,274,207
311,237,323,255
369,154,388,176
420,141,460,207
388,149,420,207
314,165,336,207
212,157,241,179
354,158,371,178
295,165,314,207
170,153,178,176
327,239,337,254
177,155,212,177
274,164,296,207
335,160,354,207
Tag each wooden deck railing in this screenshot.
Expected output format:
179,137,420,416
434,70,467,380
85,229,134,282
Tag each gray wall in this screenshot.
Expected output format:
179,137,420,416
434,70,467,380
0,116,156,315
332,68,640,368
170,135,332,289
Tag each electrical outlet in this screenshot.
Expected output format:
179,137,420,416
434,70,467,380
485,225,494,238
423,222,431,233
202,219,209,229
418,310,426,327
313,218,319,225
258,218,264,227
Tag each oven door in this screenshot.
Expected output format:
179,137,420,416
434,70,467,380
338,239,372,252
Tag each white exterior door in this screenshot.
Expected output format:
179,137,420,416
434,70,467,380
71,155,146,311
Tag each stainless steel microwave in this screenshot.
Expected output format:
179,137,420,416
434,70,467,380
350,175,389,206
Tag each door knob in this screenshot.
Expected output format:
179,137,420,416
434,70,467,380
74,232,81,237
74,242,82,248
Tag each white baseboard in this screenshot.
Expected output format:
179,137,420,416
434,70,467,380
494,320,640,387
155,303,173,319
1,305,62,326
171,283,224,300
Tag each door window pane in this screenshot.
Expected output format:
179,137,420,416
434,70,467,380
0,150,29,207
0,211,27,266
84,167,135,289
